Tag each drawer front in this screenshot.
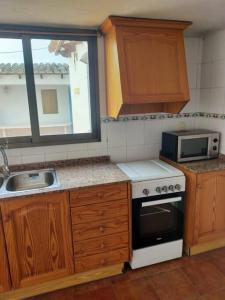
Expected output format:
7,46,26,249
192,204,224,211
74,248,129,273
74,232,129,257
70,183,128,207
71,199,128,224
73,217,129,241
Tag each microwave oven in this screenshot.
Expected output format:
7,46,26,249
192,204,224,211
161,129,220,162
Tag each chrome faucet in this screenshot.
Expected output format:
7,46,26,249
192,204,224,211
0,142,10,179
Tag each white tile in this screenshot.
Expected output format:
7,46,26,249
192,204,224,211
67,149,89,159
87,147,108,157
200,88,212,112
126,145,146,162
45,152,67,162
125,121,145,146
22,154,45,164
212,60,225,88
107,122,126,147
143,144,160,160
108,146,126,163
201,63,213,88
7,155,22,166
210,88,225,114
182,89,200,112
187,63,198,89
144,119,163,146
185,37,203,64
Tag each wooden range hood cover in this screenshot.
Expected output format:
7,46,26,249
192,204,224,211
100,16,192,118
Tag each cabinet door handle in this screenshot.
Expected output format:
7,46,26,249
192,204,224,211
99,226,104,232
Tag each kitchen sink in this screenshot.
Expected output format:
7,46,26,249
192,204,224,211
0,169,59,195
0,176,4,189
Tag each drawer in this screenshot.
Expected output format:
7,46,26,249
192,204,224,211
74,248,129,273
73,217,129,241
74,232,129,257
71,199,128,225
70,183,128,207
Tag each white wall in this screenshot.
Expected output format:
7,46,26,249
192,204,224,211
199,29,225,153
3,36,203,165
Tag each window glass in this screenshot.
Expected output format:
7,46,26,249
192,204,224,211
0,38,31,137
31,39,91,136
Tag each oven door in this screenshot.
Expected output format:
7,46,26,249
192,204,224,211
132,192,184,250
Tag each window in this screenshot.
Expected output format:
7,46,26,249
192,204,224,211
41,89,58,115
0,25,100,148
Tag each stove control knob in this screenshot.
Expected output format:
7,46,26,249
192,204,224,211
175,184,181,191
142,188,150,196
168,185,174,191
162,186,168,193
155,187,162,194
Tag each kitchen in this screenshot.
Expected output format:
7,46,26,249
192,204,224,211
0,1,225,300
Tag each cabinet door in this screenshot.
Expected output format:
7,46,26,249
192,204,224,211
195,173,216,241
117,27,189,104
1,192,74,289
214,173,225,232
0,211,11,292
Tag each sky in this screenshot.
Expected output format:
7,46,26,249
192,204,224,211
0,38,68,64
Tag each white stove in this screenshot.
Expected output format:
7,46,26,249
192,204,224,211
117,159,185,269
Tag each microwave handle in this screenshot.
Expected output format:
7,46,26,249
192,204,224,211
142,197,182,207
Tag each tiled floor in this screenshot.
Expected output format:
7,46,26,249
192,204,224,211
28,247,225,300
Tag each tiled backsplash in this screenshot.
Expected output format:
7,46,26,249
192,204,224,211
4,34,225,165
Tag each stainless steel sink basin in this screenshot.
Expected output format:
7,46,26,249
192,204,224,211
0,169,59,195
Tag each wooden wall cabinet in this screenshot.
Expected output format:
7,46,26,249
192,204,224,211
100,16,192,118
1,192,74,289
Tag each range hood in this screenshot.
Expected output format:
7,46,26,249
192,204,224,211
100,16,192,118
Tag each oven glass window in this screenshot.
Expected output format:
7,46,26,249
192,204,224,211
180,138,208,158
133,197,184,249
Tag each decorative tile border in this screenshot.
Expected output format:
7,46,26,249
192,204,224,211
101,112,225,122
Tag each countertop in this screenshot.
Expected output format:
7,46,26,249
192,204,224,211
0,156,130,200
179,155,225,173
161,155,225,173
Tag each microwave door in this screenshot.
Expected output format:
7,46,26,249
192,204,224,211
177,135,210,162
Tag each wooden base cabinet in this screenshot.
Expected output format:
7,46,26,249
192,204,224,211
161,157,225,255
1,192,74,289
70,182,130,273
0,212,11,292
0,182,130,299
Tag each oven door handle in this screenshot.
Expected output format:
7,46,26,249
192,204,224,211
141,197,182,207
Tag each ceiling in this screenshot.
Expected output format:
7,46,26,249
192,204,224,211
1,0,225,35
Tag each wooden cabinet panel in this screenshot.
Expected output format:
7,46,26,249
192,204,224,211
1,192,74,289
100,17,191,117
214,173,225,232
71,199,128,225
70,183,128,207
117,27,189,104
74,232,128,257
0,211,11,292
196,173,216,239
75,248,129,273
72,217,129,241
